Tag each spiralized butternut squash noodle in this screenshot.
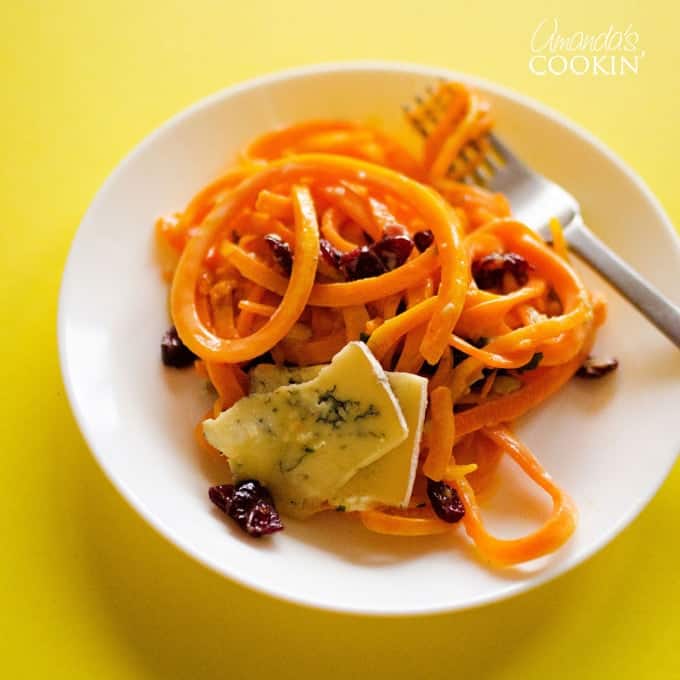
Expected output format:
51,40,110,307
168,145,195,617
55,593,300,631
156,82,607,566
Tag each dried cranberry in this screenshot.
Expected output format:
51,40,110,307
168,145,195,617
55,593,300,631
576,356,619,379
264,234,293,275
372,235,414,270
319,239,342,269
161,326,197,368
340,246,387,280
339,234,415,280
413,229,434,252
472,252,532,290
209,480,283,538
208,484,235,514
427,479,465,523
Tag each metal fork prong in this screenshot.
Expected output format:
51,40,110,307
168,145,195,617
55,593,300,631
471,167,489,186
404,83,456,139
411,118,428,138
483,156,500,174
447,158,461,178
424,87,452,119
461,144,477,163
469,137,498,170
415,95,439,124
457,141,493,182
480,159,496,178
488,133,518,165
402,104,429,138
485,144,505,170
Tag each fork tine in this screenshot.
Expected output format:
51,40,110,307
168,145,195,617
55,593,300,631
414,95,438,124
402,104,429,137
410,118,428,138
404,81,459,138
488,133,514,163
471,167,489,186
403,85,514,186
424,84,436,99
475,139,502,171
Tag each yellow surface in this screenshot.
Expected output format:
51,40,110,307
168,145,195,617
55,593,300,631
2,1,678,678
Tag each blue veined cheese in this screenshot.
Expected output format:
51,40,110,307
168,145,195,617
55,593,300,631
203,342,408,518
331,371,427,511
249,363,428,511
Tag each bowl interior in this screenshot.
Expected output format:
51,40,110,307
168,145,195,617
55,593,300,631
59,63,680,615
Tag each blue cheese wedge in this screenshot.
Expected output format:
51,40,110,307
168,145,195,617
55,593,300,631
249,363,428,511
331,371,426,511
203,342,408,518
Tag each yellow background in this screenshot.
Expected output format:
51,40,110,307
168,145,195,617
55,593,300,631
2,1,679,678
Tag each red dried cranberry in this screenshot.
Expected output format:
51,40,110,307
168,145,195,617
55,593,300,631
472,252,532,290
161,326,197,368
208,484,235,514
264,234,293,275
209,480,283,538
372,234,414,270
427,479,465,523
339,234,415,280
246,498,284,536
576,356,619,379
319,239,342,269
340,246,387,280
413,229,434,252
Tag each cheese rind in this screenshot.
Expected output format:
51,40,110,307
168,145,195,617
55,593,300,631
331,371,427,510
203,342,408,518
249,363,428,511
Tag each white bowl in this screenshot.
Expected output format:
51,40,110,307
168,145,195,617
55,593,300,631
58,62,680,616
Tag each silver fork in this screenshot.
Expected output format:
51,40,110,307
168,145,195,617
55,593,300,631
405,96,680,348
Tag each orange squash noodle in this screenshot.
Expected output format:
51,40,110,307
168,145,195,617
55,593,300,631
157,82,606,566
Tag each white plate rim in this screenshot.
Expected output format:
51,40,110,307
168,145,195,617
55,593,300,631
57,60,680,616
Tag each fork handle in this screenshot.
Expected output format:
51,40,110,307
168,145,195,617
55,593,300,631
565,217,680,347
